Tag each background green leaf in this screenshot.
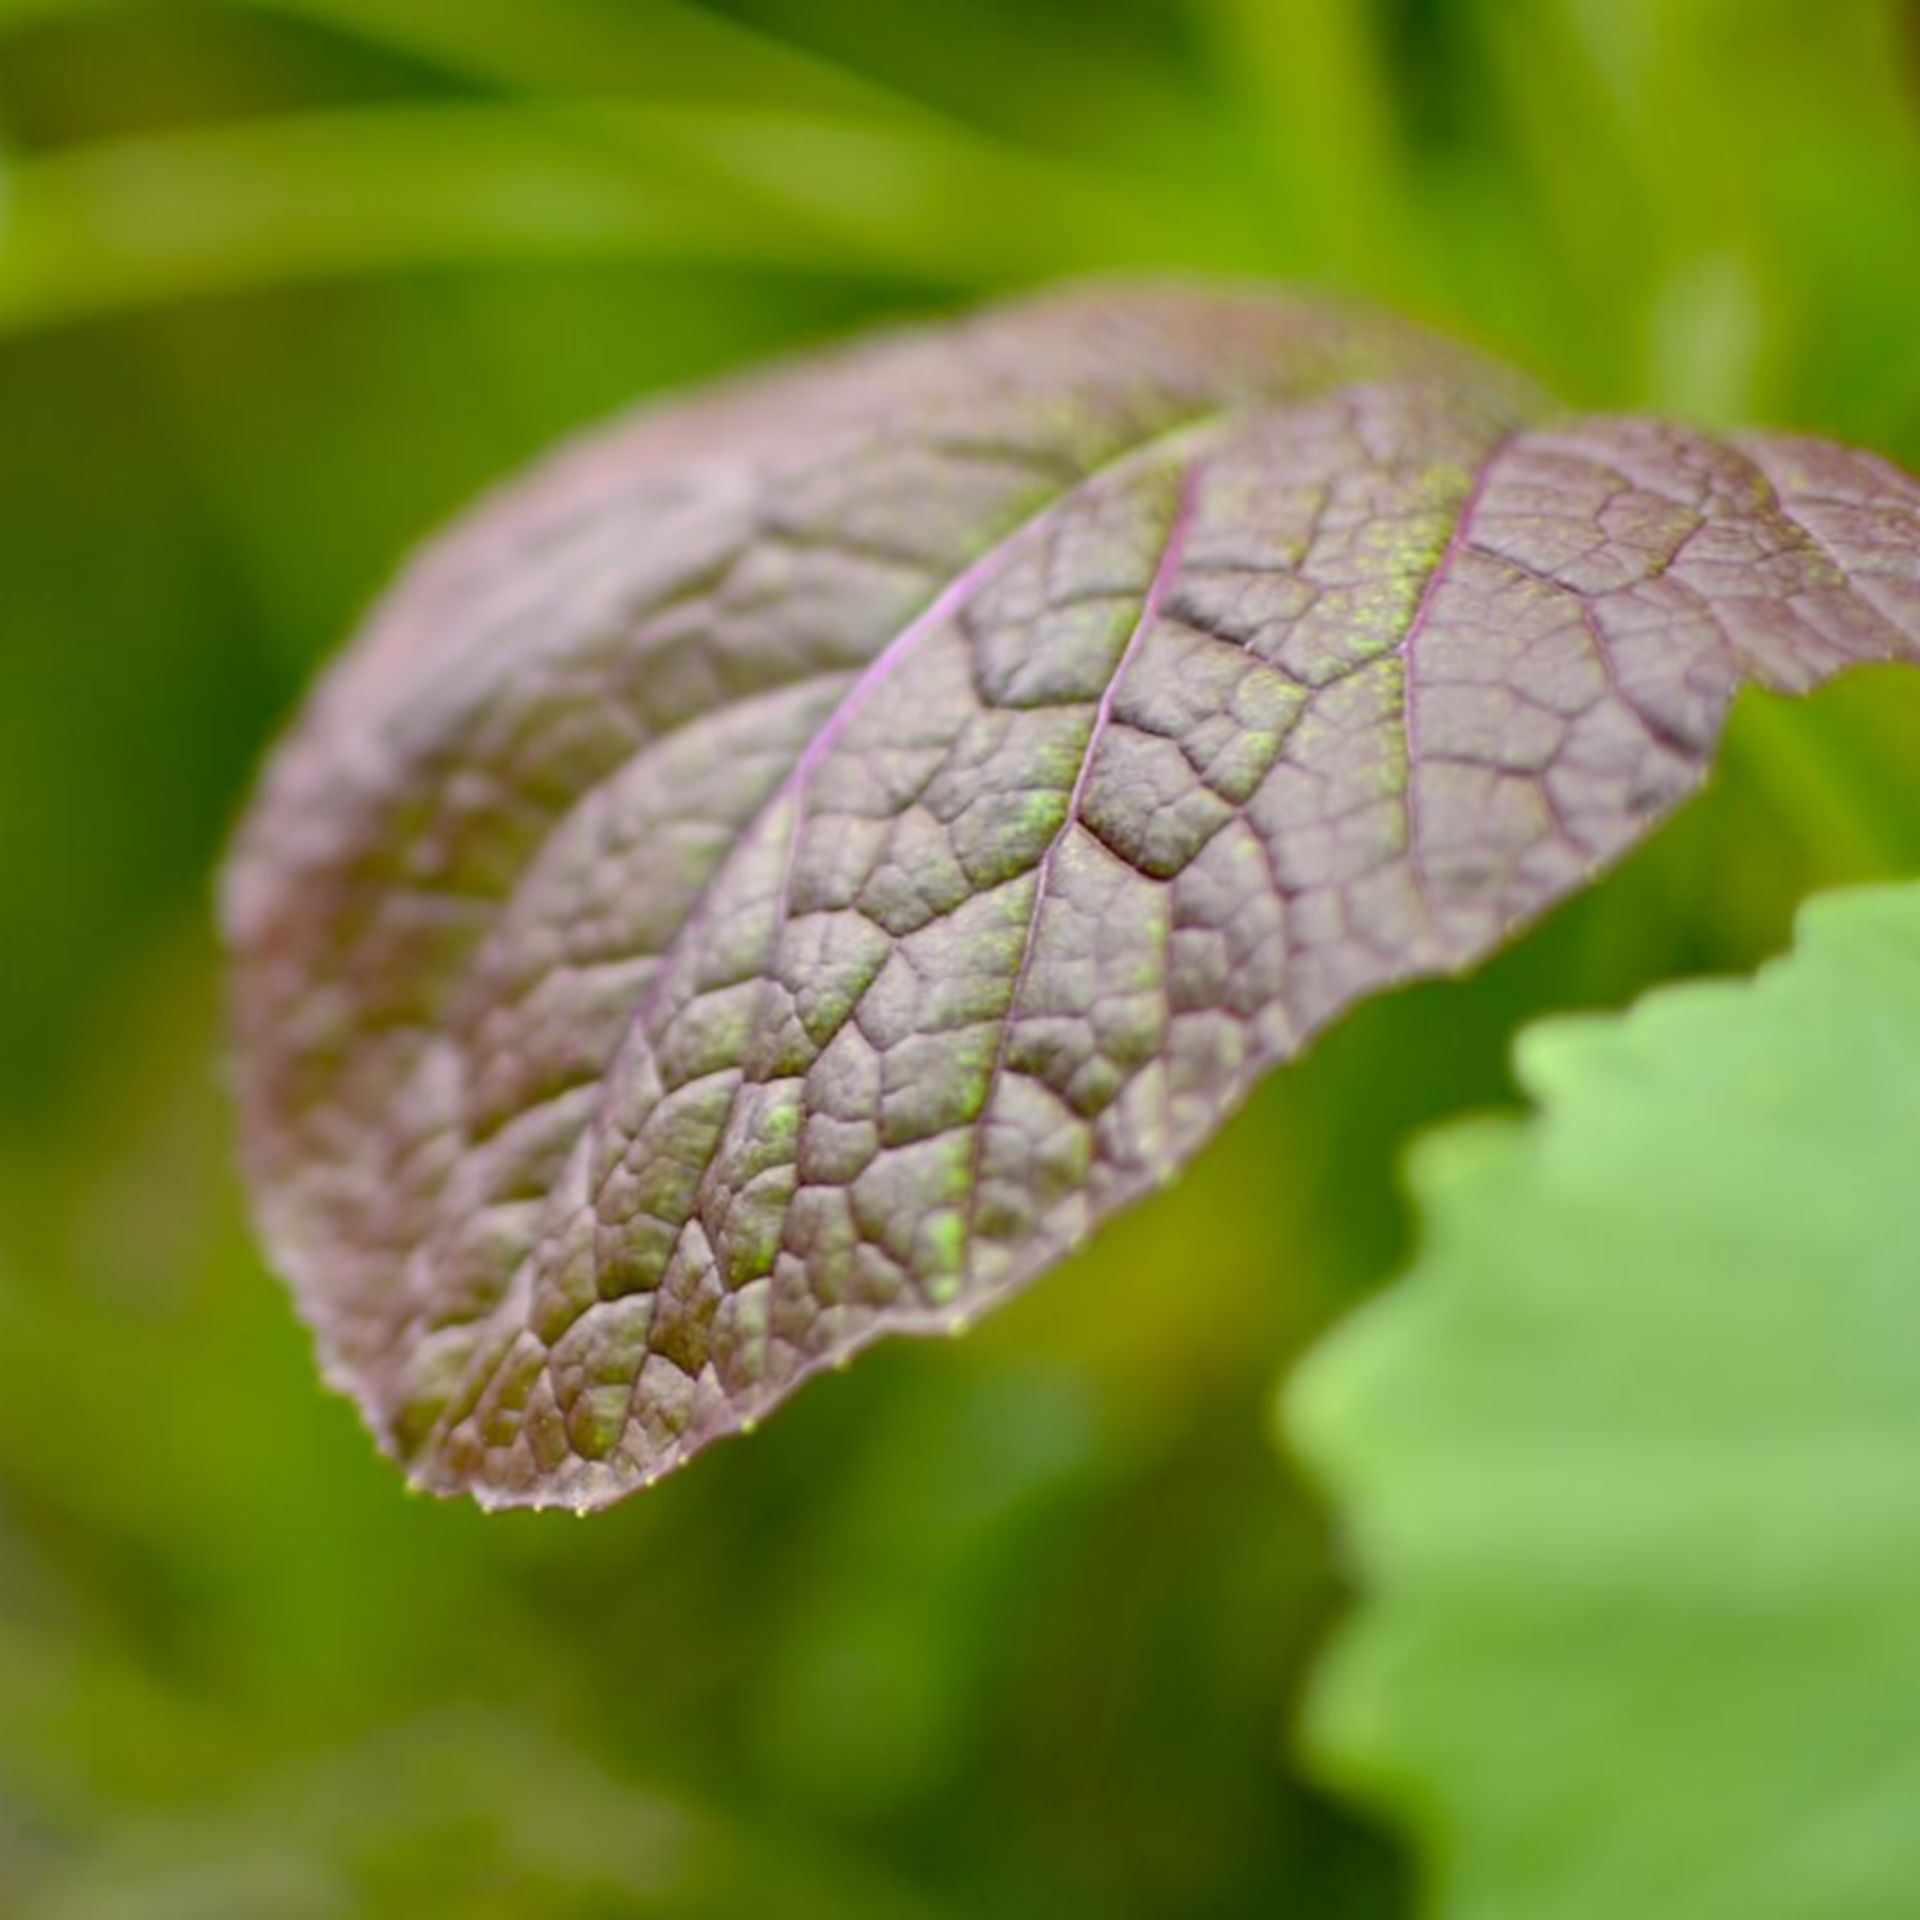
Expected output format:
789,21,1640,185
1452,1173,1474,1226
1291,880,1920,1920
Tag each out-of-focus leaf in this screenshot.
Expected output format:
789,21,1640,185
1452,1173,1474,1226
1291,880,1920,1920
0,104,781,333
599,104,1262,281
1192,0,1406,278
251,0,917,117
0,100,1255,335
222,283,1920,1508
0,0,933,119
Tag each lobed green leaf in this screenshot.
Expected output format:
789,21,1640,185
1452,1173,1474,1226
1291,881,1920,1920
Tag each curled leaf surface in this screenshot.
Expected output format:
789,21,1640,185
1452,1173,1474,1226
224,284,1920,1508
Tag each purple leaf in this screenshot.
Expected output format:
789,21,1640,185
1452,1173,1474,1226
223,285,1920,1508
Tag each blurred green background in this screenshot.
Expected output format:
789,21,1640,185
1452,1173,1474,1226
3,2,1920,1914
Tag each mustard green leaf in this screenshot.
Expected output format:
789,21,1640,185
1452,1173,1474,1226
223,284,1920,1508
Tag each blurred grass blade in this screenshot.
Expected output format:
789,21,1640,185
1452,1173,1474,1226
1191,0,1407,278
0,0,914,122
1460,0,1652,395
608,103,1263,282
0,105,805,334
0,99,1259,335
248,0,924,120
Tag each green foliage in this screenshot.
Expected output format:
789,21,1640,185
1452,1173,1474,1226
1292,882,1920,1920
4,1,1920,1914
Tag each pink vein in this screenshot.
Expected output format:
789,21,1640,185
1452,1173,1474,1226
960,457,1205,1263
1397,431,1513,872
581,415,1229,1238
579,534,1040,1225
585,414,1235,1143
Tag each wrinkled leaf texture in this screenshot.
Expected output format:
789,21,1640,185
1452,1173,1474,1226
224,284,1920,1508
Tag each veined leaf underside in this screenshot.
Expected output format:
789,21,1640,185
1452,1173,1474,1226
223,284,1920,1508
